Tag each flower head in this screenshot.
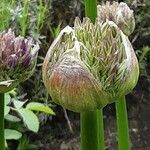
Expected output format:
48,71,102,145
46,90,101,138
97,2,135,36
0,29,39,92
42,17,139,112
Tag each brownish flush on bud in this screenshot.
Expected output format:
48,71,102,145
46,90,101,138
0,29,39,93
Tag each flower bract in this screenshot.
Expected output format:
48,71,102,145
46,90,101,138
42,17,139,112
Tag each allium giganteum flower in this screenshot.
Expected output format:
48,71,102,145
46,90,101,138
42,3,139,112
97,2,135,36
0,29,39,93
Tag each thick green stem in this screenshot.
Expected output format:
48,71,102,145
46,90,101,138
116,96,130,150
84,0,97,23
81,0,105,150
81,110,104,150
0,93,5,150
98,110,105,149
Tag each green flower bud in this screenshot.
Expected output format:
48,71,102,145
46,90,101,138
0,29,39,93
97,1,135,36
42,17,139,112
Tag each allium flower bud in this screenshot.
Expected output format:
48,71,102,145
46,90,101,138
97,1,135,36
0,29,39,93
42,17,139,112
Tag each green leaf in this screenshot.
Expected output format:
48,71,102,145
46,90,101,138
4,106,10,116
13,99,27,109
4,93,11,116
5,114,21,122
26,102,55,115
5,129,22,140
8,88,17,96
17,108,39,133
4,93,11,105
5,140,7,148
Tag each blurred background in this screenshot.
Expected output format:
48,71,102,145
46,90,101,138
1,0,149,149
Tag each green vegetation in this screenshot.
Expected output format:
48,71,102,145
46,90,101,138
4,90,55,148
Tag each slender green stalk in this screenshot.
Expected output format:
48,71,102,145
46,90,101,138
80,0,105,150
36,0,48,33
98,110,105,149
0,93,5,150
18,0,29,36
116,96,130,150
84,0,97,23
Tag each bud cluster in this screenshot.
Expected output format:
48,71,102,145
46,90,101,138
0,29,39,92
97,2,135,36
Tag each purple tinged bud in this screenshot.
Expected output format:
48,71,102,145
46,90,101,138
16,38,28,57
8,54,18,68
20,40,27,55
5,41,14,57
4,29,15,45
0,28,39,93
9,41,14,51
16,49,24,57
14,36,24,53
2,50,7,61
25,38,32,52
22,54,32,68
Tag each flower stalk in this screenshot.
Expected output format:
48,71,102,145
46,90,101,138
0,93,5,150
81,111,100,150
84,0,97,23
81,0,105,150
116,96,130,150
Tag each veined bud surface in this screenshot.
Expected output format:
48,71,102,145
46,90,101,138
0,29,39,93
42,17,139,112
97,1,135,36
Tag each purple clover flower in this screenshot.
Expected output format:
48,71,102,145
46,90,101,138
0,29,39,93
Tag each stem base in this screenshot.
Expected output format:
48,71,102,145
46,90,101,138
0,93,5,150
